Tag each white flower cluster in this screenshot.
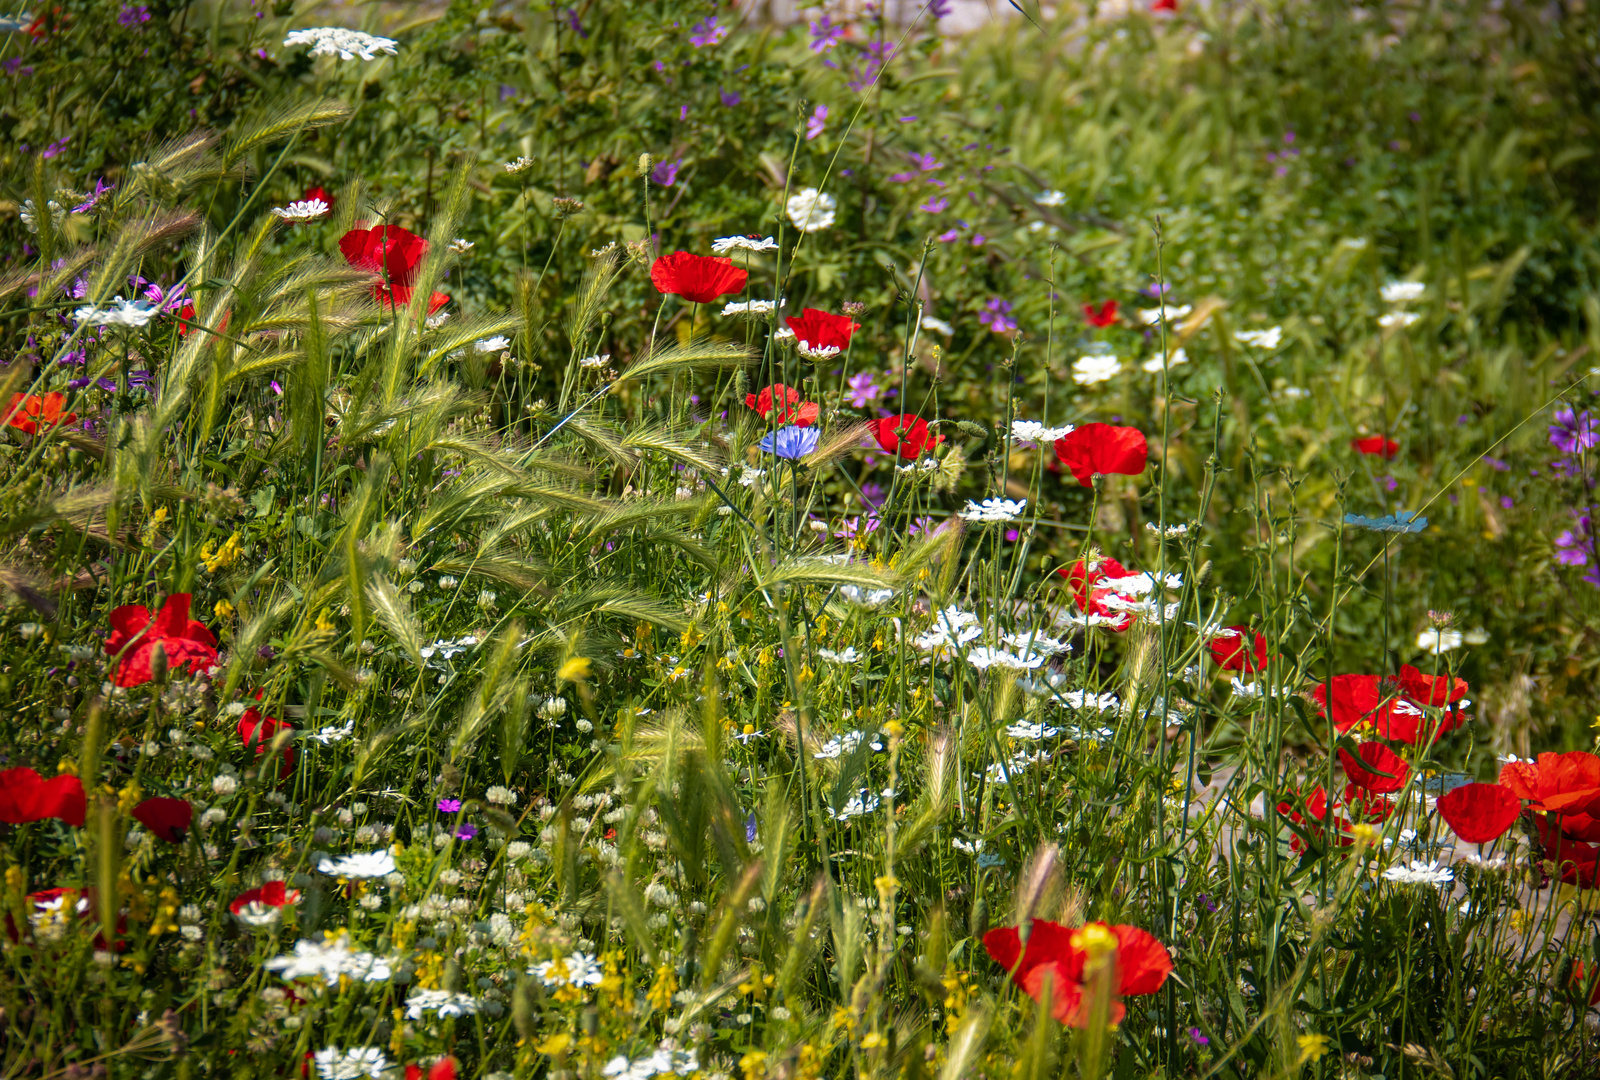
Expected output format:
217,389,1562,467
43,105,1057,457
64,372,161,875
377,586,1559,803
266,935,393,985
603,1047,699,1080
1234,327,1283,349
914,606,982,651
1136,303,1192,325
1006,720,1061,740
965,646,1047,671
1381,281,1426,304
283,27,399,62
722,298,781,316
1381,859,1454,887
987,748,1051,782
74,295,158,328
1062,690,1120,712
404,988,480,1020
1073,354,1122,386
839,583,895,607
816,646,859,663
919,314,954,336
785,187,836,233
712,234,779,253
1011,420,1074,443
531,951,604,987
959,497,1026,523
318,850,396,879
1001,630,1071,656
476,336,511,353
813,729,884,760
1141,348,1189,373
313,1047,388,1080
19,198,62,234
1378,311,1420,329
833,788,883,821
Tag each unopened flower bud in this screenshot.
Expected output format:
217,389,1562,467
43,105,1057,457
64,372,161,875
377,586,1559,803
637,153,654,177
148,643,168,685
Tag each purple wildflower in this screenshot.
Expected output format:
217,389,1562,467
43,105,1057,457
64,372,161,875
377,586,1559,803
1380,475,1398,493
720,88,741,107
689,15,728,47
806,104,827,140
1556,515,1595,567
908,152,942,172
859,482,885,508
562,6,587,38
833,515,880,542
117,5,151,27
1500,495,1514,510
71,177,115,214
846,371,881,408
651,158,681,186
455,823,479,841
1549,407,1600,454
1189,1028,1209,1046
42,136,70,159
977,297,1018,334
809,15,845,52
907,516,938,536
918,196,950,213
437,798,462,813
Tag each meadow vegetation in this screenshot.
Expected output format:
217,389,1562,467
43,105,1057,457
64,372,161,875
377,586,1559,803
4,1,1600,1077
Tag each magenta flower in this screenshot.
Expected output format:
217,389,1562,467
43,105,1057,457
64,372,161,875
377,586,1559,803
689,16,728,47
908,152,942,172
846,371,881,408
919,196,950,213
1549,406,1599,453
809,15,845,52
720,88,741,107
806,104,827,141
978,297,1018,334
437,798,462,813
455,823,479,841
651,158,681,186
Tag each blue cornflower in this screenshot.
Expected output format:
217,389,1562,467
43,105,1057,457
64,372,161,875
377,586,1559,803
1343,511,1427,533
759,425,819,460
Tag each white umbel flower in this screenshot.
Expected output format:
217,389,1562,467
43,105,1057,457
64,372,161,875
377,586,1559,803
723,298,781,316
404,988,481,1020
579,353,611,368
271,199,331,223
266,936,392,984
1234,327,1283,349
1381,281,1426,304
1036,190,1066,207
313,1047,389,1080
785,187,836,233
475,336,512,352
1011,420,1074,443
1381,859,1454,886
449,238,474,253
1136,303,1192,325
966,646,1045,671
1142,347,1189,373
317,850,397,879
816,646,859,663
712,234,779,253
1378,311,1421,329
283,27,399,61
504,157,534,174
1072,354,1122,386
918,313,954,336
74,295,158,328
959,497,1026,523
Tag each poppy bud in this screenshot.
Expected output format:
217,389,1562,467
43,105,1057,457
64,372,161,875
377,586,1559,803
513,977,537,1039
637,153,653,177
969,895,988,939
148,642,168,685
1555,954,1576,994
597,310,613,331
956,421,988,440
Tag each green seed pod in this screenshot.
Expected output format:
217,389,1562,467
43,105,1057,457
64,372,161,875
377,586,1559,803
956,421,989,440
1555,954,1576,995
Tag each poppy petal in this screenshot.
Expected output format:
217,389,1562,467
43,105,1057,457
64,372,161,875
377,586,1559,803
1437,782,1520,844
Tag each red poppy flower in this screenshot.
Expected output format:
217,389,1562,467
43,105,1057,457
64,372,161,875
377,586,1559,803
5,886,123,949
1278,784,1389,853
785,308,861,356
176,301,197,337
1569,961,1600,1007
375,283,451,315
746,383,819,427
869,414,943,459
1053,425,1149,487
406,1059,458,1080
1367,695,1464,745
1338,742,1409,795
1396,664,1467,707
1083,300,1118,328
104,594,218,688
1311,674,1383,733
132,796,193,843
1207,627,1267,672
1532,815,1600,887
1435,782,1520,844
339,224,429,285
0,767,86,827
1152,0,1178,9
649,251,748,304
1498,752,1600,817
238,693,297,778
1351,436,1399,459
230,880,302,925
1055,557,1133,606
983,919,1172,1026
4,392,77,435
303,185,335,210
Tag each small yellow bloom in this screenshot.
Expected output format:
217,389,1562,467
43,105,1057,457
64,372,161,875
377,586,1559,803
1348,822,1379,846
1296,1033,1332,1064
213,598,235,620
860,1032,885,1050
534,1032,572,1056
558,656,593,682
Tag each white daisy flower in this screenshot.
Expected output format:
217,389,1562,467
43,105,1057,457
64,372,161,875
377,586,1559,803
74,295,158,328
271,198,331,223
1136,303,1192,325
723,299,781,316
958,497,1026,523
317,850,397,879
1378,311,1421,329
1381,859,1454,886
1142,348,1189,373
475,336,511,352
313,1047,389,1080
1011,420,1074,443
712,235,779,253
1072,354,1122,386
579,353,611,368
1234,327,1283,349
1380,281,1425,304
